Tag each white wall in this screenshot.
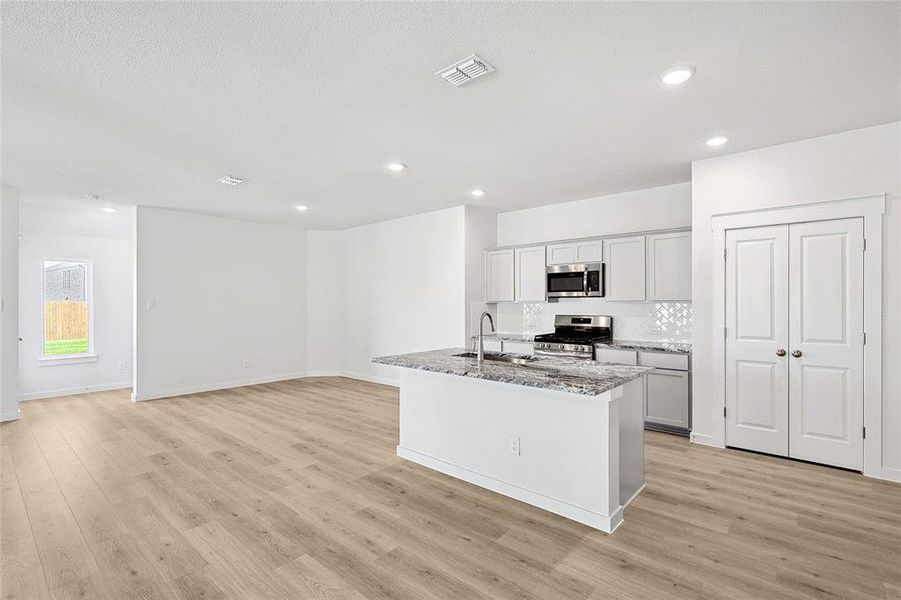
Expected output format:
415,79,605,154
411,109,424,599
496,182,691,247
0,187,20,421
18,203,134,400
691,122,901,477
134,207,307,401
307,206,495,385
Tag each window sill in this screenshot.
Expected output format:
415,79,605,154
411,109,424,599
39,354,99,366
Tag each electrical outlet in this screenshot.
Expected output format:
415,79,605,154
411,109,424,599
509,435,520,456
118,360,126,370
242,359,251,368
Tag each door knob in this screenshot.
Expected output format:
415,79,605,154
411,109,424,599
776,349,786,357
791,350,802,358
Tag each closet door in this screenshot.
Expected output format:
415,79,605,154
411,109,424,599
725,225,790,456
787,219,864,470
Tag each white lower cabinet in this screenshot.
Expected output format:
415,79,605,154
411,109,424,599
482,339,503,353
644,369,690,431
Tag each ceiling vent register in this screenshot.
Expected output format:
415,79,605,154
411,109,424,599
437,55,494,87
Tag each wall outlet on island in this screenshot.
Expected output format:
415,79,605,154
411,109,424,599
242,358,252,368
509,435,521,455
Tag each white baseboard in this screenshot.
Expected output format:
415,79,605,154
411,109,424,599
306,371,399,387
397,445,623,533
689,431,724,448
132,372,308,402
1,410,20,422
865,466,901,483
622,483,647,508
20,381,132,402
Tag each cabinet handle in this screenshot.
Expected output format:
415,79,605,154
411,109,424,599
776,349,786,357
791,350,802,358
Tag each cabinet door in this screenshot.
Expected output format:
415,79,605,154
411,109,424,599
575,240,603,263
514,246,546,302
546,243,576,265
647,232,691,301
485,250,514,302
604,236,646,301
645,369,690,429
546,240,602,265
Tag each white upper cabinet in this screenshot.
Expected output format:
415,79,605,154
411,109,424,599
604,236,646,301
546,240,603,265
514,246,547,302
646,231,691,301
485,249,514,302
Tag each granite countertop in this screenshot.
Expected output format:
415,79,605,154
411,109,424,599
372,348,653,397
598,340,692,354
473,333,692,354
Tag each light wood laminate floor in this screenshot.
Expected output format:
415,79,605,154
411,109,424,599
2,377,899,600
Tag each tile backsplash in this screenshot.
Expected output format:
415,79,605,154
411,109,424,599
495,298,693,343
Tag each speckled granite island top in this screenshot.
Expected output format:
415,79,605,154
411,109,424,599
372,348,653,396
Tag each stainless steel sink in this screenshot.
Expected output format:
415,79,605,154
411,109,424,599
452,352,538,366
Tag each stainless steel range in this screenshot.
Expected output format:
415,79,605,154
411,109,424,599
533,315,612,360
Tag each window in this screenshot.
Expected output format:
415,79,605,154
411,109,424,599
42,259,93,358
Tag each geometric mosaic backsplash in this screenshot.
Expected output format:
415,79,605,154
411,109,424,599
497,299,693,343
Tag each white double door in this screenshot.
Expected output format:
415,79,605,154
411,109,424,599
725,218,864,470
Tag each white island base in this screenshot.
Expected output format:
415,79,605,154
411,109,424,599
396,369,646,533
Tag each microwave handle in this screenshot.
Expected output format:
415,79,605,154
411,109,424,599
583,268,589,296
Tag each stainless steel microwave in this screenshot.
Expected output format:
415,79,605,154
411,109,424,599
546,263,605,298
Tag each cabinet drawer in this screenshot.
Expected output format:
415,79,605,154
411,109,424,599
638,351,689,371
502,340,534,355
594,347,638,365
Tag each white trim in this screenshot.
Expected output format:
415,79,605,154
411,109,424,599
0,410,20,422
306,370,400,387
132,372,308,402
689,431,718,447
38,353,99,366
397,445,624,533
622,483,646,509
20,381,131,401
709,194,890,481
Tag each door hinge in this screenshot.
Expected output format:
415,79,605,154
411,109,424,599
863,238,867,251
863,332,867,346
724,326,728,339
863,426,866,439
723,248,727,260
724,406,727,418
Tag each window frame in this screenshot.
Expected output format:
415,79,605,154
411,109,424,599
39,257,97,365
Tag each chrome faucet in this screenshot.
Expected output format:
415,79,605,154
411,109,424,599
478,311,495,363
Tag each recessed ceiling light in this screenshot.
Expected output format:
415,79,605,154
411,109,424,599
217,175,245,186
660,65,695,86
706,135,730,147
386,162,406,172
295,204,309,212
470,189,486,198
101,206,118,213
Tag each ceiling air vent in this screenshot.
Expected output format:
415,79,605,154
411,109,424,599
437,54,494,87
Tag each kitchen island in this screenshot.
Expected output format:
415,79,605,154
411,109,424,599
372,348,653,533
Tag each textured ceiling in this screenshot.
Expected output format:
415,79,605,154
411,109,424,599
2,2,899,229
